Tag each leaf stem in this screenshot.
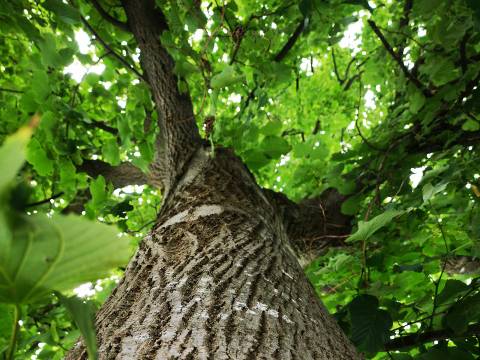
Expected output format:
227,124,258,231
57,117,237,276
6,304,20,360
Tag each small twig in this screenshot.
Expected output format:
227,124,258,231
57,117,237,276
86,119,118,135
80,15,145,81
355,81,385,151
368,20,431,97
26,192,65,207
460,31,471,74
331,47,344,84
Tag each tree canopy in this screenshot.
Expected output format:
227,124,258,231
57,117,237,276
1,0,480,358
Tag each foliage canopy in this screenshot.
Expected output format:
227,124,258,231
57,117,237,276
1,0,480,358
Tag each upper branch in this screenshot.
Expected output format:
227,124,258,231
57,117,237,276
274,18,307,62
121,0,202,193
89,0,130,32
80,15,145,81
265,188,352,264
78,159,149,188
368,20,432,97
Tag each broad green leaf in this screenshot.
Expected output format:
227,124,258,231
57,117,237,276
409,89,426,113
58,294,97,360
42,0,81,24
242,149,270,170
103,138,120,166
341,194,363,215
349,295,392,353
347,209,405,242
26,137,54,177
422,182,447,202
437,279,468,306
210,66,243,89
445,293,480,334
0,124,34,192
261,136,291,158
39,33,61,68
420,58,459,86
31,70,50,102
90,175,107,208
462,119,480,132
0,213,131,304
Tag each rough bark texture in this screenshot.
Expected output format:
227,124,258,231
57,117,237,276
121,0,202,193
67,147,359,359
67,1,360,358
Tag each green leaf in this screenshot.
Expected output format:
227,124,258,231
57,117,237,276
422,182,447,202
0,213,131,304
31,70,51,103
42,0,81,24
57,294,97,360
409,89,426,113
349,294,392,353
341,194,363,215
260,136,291,158
420,58,459,86
445,293,480,334
437,279,468,306
242,149,270,170
462,119,480,132
347,209,405,242
103,138,120,166
26,137,54,177
210,66,243,89
0,125,34,192
90,175,107,208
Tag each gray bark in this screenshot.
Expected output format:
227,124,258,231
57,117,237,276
67,0,360,358
67,148,359,359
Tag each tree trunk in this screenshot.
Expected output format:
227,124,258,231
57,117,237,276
67,0,360,358
67,148,358,359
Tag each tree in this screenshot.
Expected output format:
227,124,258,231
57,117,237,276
1,0,480,359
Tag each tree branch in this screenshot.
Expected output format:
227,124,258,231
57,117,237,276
265,188,352,264
385,324,480,351
0,87,24,94
84,119,118,135
78,159,149,188
26,192,65,207
274,18,306,62
89,0,130,32
367,20,431,97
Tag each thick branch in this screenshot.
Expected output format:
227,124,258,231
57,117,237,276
78,159,148,188
122,0,202,193
385,324,480,351
265,188,352,264
89,0,130,32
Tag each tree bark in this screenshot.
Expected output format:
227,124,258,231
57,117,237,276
67,148,359,359
67,1,360,358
